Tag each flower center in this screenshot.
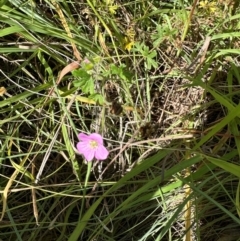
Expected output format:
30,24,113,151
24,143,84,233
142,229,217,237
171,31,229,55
89,140,98,149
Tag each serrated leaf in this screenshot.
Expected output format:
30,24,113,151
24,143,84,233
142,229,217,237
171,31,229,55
148,50,157,58
81,77,95,94
110,64,132,82
89,93,104,105
72,69,91,79
73,69,95,94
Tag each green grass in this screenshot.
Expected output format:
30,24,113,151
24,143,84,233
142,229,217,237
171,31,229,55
1,0,240,240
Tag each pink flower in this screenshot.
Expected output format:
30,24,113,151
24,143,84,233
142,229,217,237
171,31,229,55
76,133,109,161
83,58,90,64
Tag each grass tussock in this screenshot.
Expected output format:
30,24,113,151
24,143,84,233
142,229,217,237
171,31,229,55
1,0,240,240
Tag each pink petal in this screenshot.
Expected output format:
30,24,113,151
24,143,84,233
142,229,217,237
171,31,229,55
94,145,109,160
88,133,104,145
76,142,88,154
83,151,95,162
83,58,90,64
78,133,91,142
76,142,95,161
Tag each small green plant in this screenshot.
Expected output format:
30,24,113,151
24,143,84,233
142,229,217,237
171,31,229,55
133,42,158,70
151,23,177,47
72,59,104,104
2,0,240,240
104,63,133,83
73,69,95,94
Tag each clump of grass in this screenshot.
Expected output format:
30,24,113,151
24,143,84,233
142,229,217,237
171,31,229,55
1,0,240,240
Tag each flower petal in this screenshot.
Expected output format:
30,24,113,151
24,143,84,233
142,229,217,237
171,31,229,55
88,133,104,145
77,142,95,161
83,151,95,162
76,142,86,153
78,133,91,142
94,145,109,160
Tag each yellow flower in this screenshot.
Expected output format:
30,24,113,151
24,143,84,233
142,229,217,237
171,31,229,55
109,5,118,14
123,37,134,51
199,0,207,8
199,0,217,13
105,0,118,14
125,41,134,51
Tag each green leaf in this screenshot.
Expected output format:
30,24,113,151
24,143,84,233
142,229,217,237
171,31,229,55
73,69,95,94
10,160,34,181
205,156,240,178
72,69,91,80
110,64,132,82
133,42,158,70
88,93,104,105
236,181,240,217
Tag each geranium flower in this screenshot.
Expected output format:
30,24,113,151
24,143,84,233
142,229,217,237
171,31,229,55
76,133,109,161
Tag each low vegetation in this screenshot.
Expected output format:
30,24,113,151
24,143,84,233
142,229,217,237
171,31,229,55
1,0,240,240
